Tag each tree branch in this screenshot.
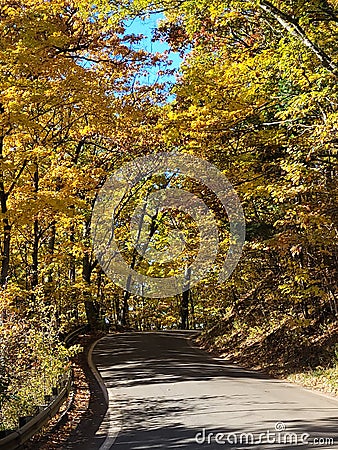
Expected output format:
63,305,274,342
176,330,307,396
259,0,338,77
7,160,27,197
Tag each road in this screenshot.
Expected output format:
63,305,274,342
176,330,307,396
86,331,338,449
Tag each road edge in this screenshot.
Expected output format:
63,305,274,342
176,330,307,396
88,338,109,404
88,335,122,450
186,333,338,404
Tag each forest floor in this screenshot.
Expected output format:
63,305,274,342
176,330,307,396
195,318,338,397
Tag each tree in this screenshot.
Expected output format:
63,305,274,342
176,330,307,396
0,0,167,326
143,0,338,343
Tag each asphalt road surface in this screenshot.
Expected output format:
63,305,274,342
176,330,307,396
86,331,338,449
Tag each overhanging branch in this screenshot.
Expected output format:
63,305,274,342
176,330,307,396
259,0,338,77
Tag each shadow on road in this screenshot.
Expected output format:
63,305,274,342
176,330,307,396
109,418,338,449
67,332,338,449
95,332,271,389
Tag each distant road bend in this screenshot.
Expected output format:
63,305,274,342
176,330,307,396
73,332,338,449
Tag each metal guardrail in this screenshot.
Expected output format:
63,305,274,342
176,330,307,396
64,325,87,346
0,376,71,450
0,325,87,450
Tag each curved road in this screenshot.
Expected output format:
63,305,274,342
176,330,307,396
82,332,338,449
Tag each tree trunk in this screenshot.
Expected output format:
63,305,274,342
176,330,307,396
82,218,100,329
114,294,121,325
31,164,40,293
121,277,131,327
0,135,10,288
0,219,10,288
47,223,56,284
180,266,191,330
31,218,39,290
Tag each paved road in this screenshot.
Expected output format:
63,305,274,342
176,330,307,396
89,332,338,449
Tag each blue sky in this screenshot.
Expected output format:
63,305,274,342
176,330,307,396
123,13,182,89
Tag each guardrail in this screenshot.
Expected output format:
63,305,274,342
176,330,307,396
0,376,71,450
64,325,87,346
0,325,87,450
